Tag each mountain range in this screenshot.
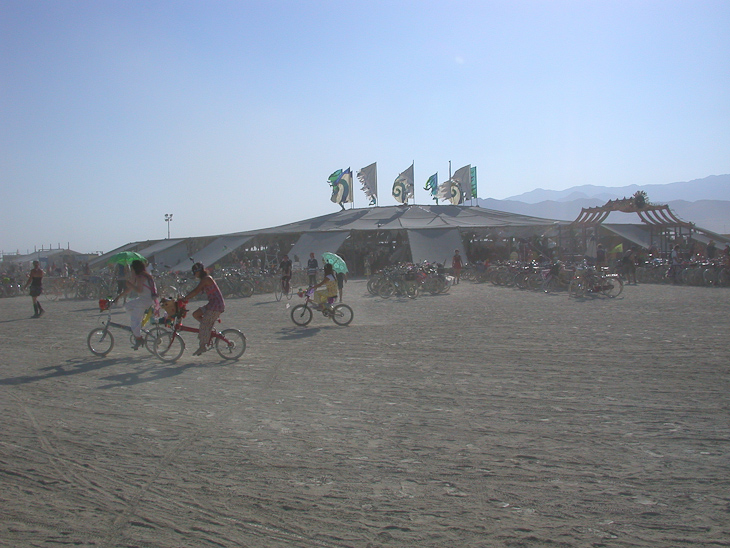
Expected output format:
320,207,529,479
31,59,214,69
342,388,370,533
478,174,729,234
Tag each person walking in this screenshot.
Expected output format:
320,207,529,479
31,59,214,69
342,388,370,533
24,260,45,318
307,252,318,287
452,249,463,284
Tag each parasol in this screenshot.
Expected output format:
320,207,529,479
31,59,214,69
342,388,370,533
322,252,348,274
108,251,147,265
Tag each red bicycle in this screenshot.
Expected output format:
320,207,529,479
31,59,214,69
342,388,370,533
153,299,246,362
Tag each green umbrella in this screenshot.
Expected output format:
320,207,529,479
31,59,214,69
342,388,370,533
108,251,147,265
322,252,348,274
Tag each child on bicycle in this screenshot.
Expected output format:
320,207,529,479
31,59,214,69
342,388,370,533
113,259,157,350
184,262,225,356
309,263,338,309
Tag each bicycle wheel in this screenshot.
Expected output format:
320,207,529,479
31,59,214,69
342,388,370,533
87,327,114,356
405,282,419,299
274,281,283,301
378,280,395,299
601,277,623,298
568,279,585,298
238,280,255,298
154,332,186,362
331,304,353,326
290,304,313,326
215,328,246,360
144,326,169,354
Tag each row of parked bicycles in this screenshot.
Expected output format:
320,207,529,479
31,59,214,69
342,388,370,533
631,259,730,286
1,267,319,302
473,261,624,298
366,262,451,299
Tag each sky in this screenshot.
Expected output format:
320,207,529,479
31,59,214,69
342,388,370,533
1,0,729,254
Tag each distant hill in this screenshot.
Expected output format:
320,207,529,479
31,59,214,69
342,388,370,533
481,174,729,234
503,174,730,204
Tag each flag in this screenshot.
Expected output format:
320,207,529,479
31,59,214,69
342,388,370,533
453,164,472,201
470,166,477,199
424,173,438,203
357,162,378,206
328,168,353,206
392,163,414,204
437,178,461,204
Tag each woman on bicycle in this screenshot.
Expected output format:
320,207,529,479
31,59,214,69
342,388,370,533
113,259,157,350
184,262,225,356
310,262,338,309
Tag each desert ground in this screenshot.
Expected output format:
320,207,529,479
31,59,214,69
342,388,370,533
1,279,728,548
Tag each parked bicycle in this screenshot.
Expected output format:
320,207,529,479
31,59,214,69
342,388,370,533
290,288,353,326
153,298,246,362
87,299,168,356
568,265,623,298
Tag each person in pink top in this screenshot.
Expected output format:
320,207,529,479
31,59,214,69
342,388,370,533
184,262,226,355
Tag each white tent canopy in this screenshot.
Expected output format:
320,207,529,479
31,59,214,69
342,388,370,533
287,232,350,266
407,228,465,265
186,235,253,270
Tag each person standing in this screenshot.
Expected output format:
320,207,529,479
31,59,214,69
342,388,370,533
336,270,347,302
307,252,319,287
184,262,225,356
279,254,293,294
622,245,638,285
670,244,682,284
452,249,463,284
115,263,128,304
24,260,45,318
113,260,157,350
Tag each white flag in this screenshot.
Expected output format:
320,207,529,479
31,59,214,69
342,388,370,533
357,162,378,205
392,163,414,204
453,164,472,201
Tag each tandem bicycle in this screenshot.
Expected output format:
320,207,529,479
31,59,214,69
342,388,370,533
153,298,246,362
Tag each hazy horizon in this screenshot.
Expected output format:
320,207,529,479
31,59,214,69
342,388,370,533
2,1,728,253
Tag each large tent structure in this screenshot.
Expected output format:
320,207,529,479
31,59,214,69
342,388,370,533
90,204,728,275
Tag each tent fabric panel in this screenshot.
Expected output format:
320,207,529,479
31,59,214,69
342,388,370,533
407,228,464,265
287,232,350,265
187,235,254,270
136,239,185,258
153,241,192,270
602,224,653,249
88,242,141,268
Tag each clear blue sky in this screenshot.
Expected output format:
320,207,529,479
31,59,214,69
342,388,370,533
2,0,728,254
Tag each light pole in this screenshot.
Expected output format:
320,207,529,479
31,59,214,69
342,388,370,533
165,213,173,239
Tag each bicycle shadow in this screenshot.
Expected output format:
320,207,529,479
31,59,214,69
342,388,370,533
0,356,132,386
96,361,206,389
277,326,322,340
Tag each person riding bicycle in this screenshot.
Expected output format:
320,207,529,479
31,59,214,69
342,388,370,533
184,262,225,356
309,262,338,310
113,259,157,350
279,254,293,294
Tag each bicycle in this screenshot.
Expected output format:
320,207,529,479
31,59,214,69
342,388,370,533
274,274,294,301
568,266,623,298
153,298,246,362
86,299,168,356
290,288,353,327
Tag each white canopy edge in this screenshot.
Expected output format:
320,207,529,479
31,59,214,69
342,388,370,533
407,228,465,265
287,232,350,266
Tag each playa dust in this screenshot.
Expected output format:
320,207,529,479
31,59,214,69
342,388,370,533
1,280,728,547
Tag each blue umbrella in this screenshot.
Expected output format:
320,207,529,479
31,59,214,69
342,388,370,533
322,252,348,274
